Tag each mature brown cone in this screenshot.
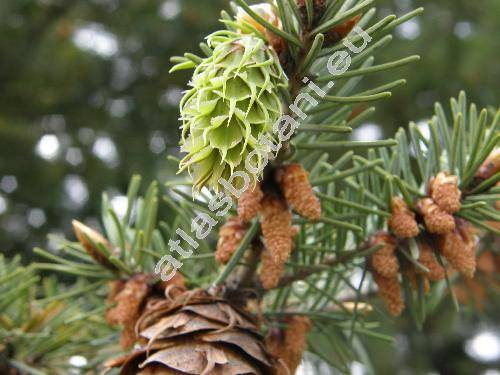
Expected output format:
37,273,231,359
266,316,312,375
372,272,405,316
216,217,248,265
72,219,118,270
277,163,321,220
417,242,445,281
238,183,264,223
105,289,277,374
388,197,419,238
429,172,461,213
416,198,456,234
437,223,477,278
260,195,293,264
324,14,362,46
369,232,399,278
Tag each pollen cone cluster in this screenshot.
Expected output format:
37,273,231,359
216,217,249,265
179,31,286,191
266,316,311,375
437,221,477,279
388,197,419,238
106,289,277,374
277,163,321,220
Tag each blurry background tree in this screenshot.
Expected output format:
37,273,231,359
0,0,498,374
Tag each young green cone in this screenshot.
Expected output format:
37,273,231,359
178,31,287,191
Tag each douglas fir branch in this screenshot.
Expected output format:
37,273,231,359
1,1,499,375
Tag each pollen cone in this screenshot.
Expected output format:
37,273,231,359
416,198,455,234
260,195,293,264
372,272,405,317
388,197,419,238
370,232,399,278
266,316,311,375
216,217,248,265
238,183,264,223
278,163,321,220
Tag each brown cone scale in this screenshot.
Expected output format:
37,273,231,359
105,289,277,374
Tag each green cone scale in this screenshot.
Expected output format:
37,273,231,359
178,31,287,191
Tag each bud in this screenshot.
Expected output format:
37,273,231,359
372,272,405,317
260,195,293,264
437,224,477,278
72,220,117,271
429,172,461,213
324,15,362,46
475,148,500,182
215,217,248,265
370,232,399,278
237,183,264,223
266,315,312,375
417,242,445,281
388,197,419,238
277,163,321,220
416,198,455,234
